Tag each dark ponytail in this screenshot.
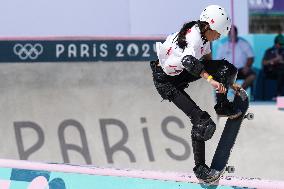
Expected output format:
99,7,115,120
176,20,210,49
176,21,197,49
197,20,210,44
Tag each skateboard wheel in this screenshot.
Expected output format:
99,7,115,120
245,113,254,120
226,166,235,173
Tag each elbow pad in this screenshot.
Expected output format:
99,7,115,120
181,55,204,77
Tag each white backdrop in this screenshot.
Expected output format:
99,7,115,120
0,0,248,37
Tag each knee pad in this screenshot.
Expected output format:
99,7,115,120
191,111,216,141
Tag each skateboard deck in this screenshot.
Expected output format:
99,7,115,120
210,89,250,173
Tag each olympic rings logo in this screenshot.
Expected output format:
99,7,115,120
13,43,43,60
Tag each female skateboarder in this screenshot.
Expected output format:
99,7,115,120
150,5,241,182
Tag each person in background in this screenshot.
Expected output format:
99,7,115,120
262,33,284,98
216,25,256,90
274,25,284,45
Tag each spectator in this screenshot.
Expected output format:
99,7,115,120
274,25,284,45
216,25,256,90
262,34,284,98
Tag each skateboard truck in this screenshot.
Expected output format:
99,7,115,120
225,166,235,173
205,166,235,184
244,113,254,120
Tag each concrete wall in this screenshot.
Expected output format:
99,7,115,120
0,62,283,181
0,61,216,170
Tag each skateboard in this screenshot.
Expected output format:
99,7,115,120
209,88,254,183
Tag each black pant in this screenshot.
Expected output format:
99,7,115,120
150,59,237,166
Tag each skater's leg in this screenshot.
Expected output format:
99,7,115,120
192,140,205,166
202,59,241,118
170,90,221,181
170,90,209,166
172,90,216,141
170,90,205,166
202,59,238,91
151,60,220,181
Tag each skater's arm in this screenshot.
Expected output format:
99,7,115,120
181,54,213,81
200,70,226,93
180,53,226,93
200,70,211,80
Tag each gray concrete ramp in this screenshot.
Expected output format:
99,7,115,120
0,62,283,181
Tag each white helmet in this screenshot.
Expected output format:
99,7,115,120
200,5,231,36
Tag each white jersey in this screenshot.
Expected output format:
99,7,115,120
156,24,211,76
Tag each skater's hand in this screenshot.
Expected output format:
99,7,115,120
209,80,227,93
231,83,241,92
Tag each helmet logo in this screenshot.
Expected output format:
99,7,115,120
210,19,215,24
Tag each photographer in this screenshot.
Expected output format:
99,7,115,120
262,34,284,98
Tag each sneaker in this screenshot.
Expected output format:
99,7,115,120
193,164,221,183
214,100,242,119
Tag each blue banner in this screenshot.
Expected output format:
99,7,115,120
0,39,164,63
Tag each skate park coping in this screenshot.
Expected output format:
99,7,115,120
0,159,284,189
